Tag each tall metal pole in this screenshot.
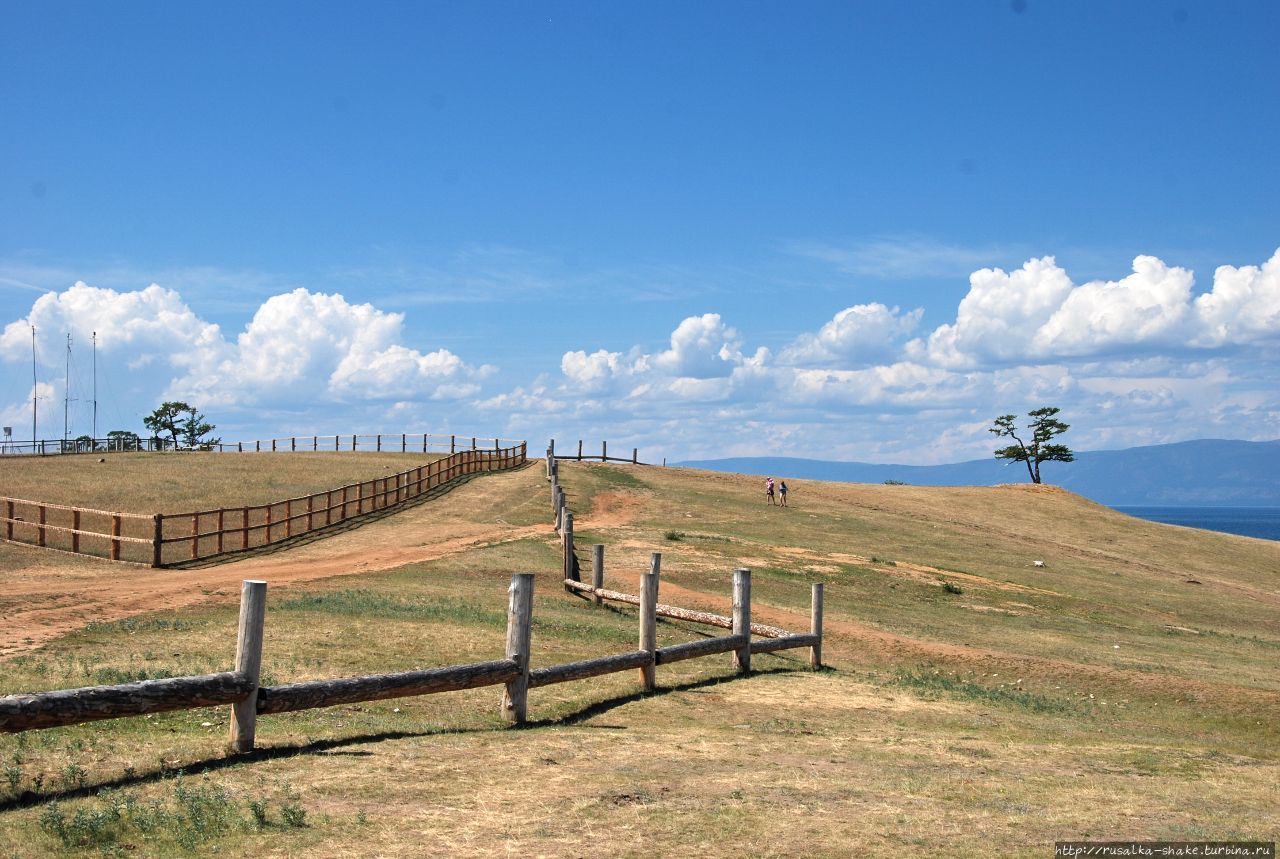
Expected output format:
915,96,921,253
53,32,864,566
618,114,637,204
92,331,97,441
63,332,71,444
31,325,37,446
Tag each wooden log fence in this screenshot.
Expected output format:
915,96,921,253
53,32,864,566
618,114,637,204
0,432,524,458
547,453,824,670
0,498,154,564
0,569,824,751
2,440,528,566
547,439,642,466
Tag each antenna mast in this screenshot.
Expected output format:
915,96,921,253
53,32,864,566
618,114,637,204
92,331,98,441
31,325,37,446
64,332,72,444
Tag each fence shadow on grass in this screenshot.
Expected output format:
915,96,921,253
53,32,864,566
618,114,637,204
0,663,813,812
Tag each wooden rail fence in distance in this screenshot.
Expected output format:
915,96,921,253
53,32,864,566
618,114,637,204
0,433,524,458
0,569,824,751
1,441,528,566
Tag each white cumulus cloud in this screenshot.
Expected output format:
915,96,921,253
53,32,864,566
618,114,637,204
780,303,922,366
1192,248,1280,346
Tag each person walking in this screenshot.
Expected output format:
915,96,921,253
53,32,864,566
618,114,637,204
766,476,776,505
779,480,788,507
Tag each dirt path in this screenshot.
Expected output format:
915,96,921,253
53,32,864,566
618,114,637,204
0,522,550,658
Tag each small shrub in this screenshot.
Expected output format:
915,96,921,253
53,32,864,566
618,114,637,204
281,802,307,828
664,530,685,541
942,582,964,595
883,479,907,485
248,798,270,828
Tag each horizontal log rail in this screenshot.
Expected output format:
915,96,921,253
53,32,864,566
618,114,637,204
528,650,653,689
0,672,254,733
563,579,793,638
655,634,748,665
0,571,825,751
750,633,820,654
257,659,521,714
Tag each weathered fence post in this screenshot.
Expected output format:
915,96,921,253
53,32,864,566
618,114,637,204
649,551,662,587
242,507,249,550
217,509,225,555
291,437,296,452
110,514,121,561
563,512,577,583
71,509,80,554
810,583,824,669
229,579,267,753
272,439,277,452
639,570,658,691
602,440,607,461
733,568,751,674
37,504,46,547
633,448,638,464
451,434,456,454
592,544,605,605
151,514,163,568
577,439,583,461
401,433,406,452
501,573,534,724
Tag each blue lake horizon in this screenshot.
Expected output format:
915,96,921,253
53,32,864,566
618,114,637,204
1112,506,1280,542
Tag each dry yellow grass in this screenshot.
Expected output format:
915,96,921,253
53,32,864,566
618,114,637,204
0,455,1277,856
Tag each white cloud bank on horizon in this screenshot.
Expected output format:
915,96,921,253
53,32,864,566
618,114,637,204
490,248,1280,461
1,248,1277,462
0,284,491,430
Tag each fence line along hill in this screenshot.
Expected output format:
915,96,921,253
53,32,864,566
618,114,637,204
1,435,526,566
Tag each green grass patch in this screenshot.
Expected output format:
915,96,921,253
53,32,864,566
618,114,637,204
35,777,308,852
277,589,505,628
890,670,1074,714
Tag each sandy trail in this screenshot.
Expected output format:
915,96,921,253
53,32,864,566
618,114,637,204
0,514,550,658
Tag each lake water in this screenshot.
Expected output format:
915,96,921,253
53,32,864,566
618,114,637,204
1113,507,1280,542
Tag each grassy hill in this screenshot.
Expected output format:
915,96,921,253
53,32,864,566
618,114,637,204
1,454,1277,856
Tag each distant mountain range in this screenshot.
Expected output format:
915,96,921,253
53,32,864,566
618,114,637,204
675,438,1280,507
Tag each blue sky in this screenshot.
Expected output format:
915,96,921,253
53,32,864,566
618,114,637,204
2,1,1278,464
